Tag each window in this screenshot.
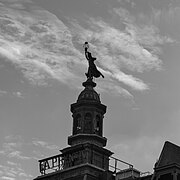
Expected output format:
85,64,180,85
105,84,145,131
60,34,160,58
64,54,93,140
95,115,101,136
73,114,81,134
84,113,92,133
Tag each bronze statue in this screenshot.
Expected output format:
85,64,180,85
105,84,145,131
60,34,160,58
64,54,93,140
83,42,104,79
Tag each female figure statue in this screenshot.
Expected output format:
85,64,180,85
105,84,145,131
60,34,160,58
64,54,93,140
83,42,104,79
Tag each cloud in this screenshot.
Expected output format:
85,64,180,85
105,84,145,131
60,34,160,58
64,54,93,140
0,0,174,97
1,177,15,180
8,151,31,160
32,139,59,151
0,90,7,95
12,91,23,98
98,81,134,98
0,163,32,180
7,161,18,166
0,137,32,161
0,90,23,98
69,14,173,94
1,135,60,159
0,135,59,180
0,2,84,86
117,0,136,8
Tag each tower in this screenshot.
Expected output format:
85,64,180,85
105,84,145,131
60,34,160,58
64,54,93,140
34,40,160,180
60,78,114,180
34,78,114,180
34,42,136,180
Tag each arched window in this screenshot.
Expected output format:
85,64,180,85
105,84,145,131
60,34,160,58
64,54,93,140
84,113,92,134
73,114,81,135
95,115,101,135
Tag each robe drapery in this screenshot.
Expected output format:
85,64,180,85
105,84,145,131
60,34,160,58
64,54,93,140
85,50,104,79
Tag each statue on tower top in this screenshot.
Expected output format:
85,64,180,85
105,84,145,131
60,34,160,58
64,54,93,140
83,42,104,80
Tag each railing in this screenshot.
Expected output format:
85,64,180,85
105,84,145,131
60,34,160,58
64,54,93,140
109,156,133,174
39,154,64,175
38,154,151,177
38,154,134,176
38,150,88,175
109,156,152,178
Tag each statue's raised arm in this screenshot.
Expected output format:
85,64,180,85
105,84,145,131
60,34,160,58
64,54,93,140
83,42,104,79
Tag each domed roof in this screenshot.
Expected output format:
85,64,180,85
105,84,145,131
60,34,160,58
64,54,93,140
77,79,100,103
77,87,100,103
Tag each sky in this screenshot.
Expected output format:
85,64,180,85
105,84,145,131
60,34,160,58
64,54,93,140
0,0,180,179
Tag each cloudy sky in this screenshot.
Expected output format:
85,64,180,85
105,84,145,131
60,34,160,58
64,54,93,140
0,0,180,179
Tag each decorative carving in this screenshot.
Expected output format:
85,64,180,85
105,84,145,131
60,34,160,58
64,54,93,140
63,150,88,169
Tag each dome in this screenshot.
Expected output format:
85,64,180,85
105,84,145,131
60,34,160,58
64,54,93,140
77,79,100,103
77,87,100,103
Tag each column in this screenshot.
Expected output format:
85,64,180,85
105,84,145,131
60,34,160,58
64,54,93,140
173,172,177,180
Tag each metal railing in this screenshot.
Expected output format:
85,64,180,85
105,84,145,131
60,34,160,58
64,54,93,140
38,154,134,175
109,156,133,174
39,154,64,175
38,153,151,177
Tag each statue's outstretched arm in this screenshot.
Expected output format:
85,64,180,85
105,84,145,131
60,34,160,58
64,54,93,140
84,42,90,60
85,51,89,60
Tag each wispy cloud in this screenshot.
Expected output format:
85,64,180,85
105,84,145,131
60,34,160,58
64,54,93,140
117,0,136,8
0,163,32,180
0,90,7,96
7,161,18,166
70,18,165,91
1,177,15,180
0,135,59,179
12,91,23,98
0,90,23,98
32,139,59,151
0,136,31,161
0,1,84,87
8,151,31,160
0,0,174,97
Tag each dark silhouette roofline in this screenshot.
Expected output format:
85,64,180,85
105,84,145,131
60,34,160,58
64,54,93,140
156,141,180,168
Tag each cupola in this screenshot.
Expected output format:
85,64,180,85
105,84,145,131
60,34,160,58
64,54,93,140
68,78,107,147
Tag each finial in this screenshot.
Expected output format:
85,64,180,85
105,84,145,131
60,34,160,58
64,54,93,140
82,78,96,88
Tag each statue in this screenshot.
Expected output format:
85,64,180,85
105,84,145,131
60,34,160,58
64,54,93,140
83,42,104,79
